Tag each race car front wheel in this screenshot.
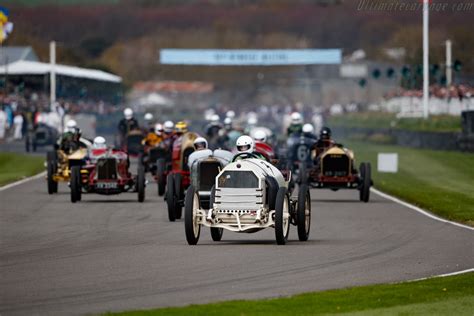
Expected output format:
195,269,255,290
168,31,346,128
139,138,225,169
166,173,177,221
297,184,311,241
359,162,371,203
137,165,146,203
184,186,201,245
209,186,223,241
70,166,82,203
275,187,290,245
156,159,166,196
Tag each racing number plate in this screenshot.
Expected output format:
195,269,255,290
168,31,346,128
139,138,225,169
96,182,118,189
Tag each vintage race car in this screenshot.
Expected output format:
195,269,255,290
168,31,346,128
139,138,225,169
165,132,199,221
45,143,89,194
309,145,372,202
285,134,316,186
69,148,145,203
184,154,311,245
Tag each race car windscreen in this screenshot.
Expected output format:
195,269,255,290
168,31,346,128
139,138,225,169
218,171,258,188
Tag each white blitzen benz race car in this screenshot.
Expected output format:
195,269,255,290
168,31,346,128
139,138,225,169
184,153,311,245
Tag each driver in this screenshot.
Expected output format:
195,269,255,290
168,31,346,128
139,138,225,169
314,126,335,157
287,112,303,136
187,137,213,169
93,136,107,149
302,123,317,140
58,120,82,153
233,135,266,161
142,123,164,147
144,113,154,132
175,121,188,137
118,108,140,140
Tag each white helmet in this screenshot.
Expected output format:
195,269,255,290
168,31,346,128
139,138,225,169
291,112,303,124
211,114,220,123
226,110,235,119
236,135,254,153
254,130,267,143
303,123,314,134
144,113,153,121
93,136,106,149
124,108,133,120
155,123,164,135
163,120,174,133
65,119,77,132
247,116,258,125
193,137,208,150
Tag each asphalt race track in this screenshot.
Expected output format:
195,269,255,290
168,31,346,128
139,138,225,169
1,176,473,315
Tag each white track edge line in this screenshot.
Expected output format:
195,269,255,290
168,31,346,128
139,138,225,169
405,268,474,283
0,171,46,192
371,187,474,231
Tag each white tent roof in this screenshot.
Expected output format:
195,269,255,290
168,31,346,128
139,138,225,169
0,60,121,83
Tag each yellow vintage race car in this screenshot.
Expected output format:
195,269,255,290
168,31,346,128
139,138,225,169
308,145,373,202
46,147,88,194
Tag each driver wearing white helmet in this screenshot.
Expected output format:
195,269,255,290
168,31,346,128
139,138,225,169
287,112,303,136
233,135,265,161
58,119,82,153
144,113,154,132
163,121,174,137
302,123,317,140
93,136,107,149
253,130,267,143
118,108,140,141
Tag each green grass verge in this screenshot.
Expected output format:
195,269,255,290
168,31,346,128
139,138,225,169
0,153,44,186
345,140,474,226
107,272,474,315
327,112,461,133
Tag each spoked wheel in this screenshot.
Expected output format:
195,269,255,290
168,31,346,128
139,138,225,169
174,173,183,220
359,162,371,203
70,166,82,203
184,186,201,245
46,151,58,194
166,173,176,221
275,187,290,245
209,186,223,241
156,159,166,196
297,184,311,241
137,165,146,203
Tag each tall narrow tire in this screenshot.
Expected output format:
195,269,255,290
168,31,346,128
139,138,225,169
208,186,223,241
166,173,176,221
265,176,278,211
297,184,311,241
137,166,146,202
174,173,183,219
156,159,166,196
359,163,371,203
184,186,200,245
70,166,81,203
47,160,58,194
275,187,290,245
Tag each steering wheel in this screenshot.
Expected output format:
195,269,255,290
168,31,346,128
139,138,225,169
232,152,260,162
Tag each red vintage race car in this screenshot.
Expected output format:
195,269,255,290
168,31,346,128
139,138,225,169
164,132,199,221
69,147,146,203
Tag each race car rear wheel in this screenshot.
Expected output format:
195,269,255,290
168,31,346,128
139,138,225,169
174,173,183,219
156,159,166,196
184,186,201,245
209,186,223,241
275,187,290,245
70,166,81,203
166,173,177,221
297,184,311,241
137,165,146,203
359,162,371,203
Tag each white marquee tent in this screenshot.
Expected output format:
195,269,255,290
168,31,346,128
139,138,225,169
0,60,121,83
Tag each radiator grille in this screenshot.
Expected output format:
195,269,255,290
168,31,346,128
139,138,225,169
322,154,349,177
97,158,117,180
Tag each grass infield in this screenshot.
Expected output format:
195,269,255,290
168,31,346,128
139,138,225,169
345,141,474,227
107,272,474,315
0,153,44,186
